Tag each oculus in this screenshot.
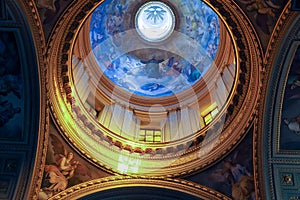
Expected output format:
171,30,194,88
135,1,176,42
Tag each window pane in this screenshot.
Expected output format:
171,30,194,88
154,136,161,142
139,136,145,141
146,130,153,135
204,114,212,125
140,129,146,135
146,135,154,142
155,130,161,136
211,108,219,117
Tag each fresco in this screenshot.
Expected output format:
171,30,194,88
292,0,300,10
238,0,281,35
235,0,288,49
36,0,73,39
280,46,300,150
0,32,23,140
187,127,255,200
90,0,220,97
39,126,110,200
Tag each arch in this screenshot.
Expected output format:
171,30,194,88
0,0,47,199
256,2,300,199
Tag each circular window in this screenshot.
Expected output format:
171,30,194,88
135,1,175,43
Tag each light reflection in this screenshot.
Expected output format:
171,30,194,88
117,155,141,174
135,1,175,42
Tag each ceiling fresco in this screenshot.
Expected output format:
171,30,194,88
235,0,288,48
2,0,299,199
187,127,254,199
38,120,110,200
0,32,23,140
36,0,289,49
90,0,220,97
280,46,300,150
0,1,41,199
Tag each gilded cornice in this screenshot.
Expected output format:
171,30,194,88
48,176,230,200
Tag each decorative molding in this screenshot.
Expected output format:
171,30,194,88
13,1,49,200
255,1,300,200
264,3,293,65
0,152,24,200
281,174,293,185
290,196,300,200
49,176,230,200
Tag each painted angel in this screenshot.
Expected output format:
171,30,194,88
41,134,91,195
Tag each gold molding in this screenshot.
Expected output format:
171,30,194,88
49,176,230,200
13,1,50,200
255,1,295,199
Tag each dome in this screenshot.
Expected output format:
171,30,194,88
88,0,221,98
50,0,244,176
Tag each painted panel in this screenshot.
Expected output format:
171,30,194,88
0,152,24,200
280,46,300,150
187,126,255,199
36,0,73,39
38,120,110,200
0,31,23,141
235,0,288,49
273,164,300,200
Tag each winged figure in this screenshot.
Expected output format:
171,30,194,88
40,133,91,198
